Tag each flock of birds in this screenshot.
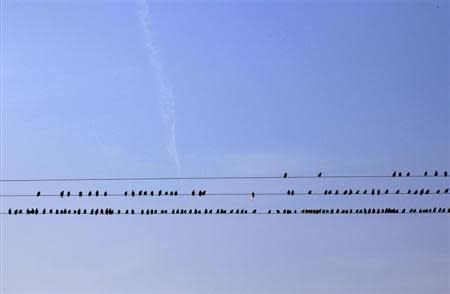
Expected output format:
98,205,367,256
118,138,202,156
6,207,450,216
4,169,448,216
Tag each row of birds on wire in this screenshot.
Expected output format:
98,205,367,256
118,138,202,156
25,187,450,198
6,207,450,216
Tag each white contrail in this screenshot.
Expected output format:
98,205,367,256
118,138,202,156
138,0,180,174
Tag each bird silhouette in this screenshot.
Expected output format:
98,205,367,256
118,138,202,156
95,190,99,196
308,190,312,195
89,191,92,196
283,172,288,178
36,191,41,197
317,172,322,177
104,191,107,197
60,190,64,198
78,192,82,197
131,190,135,197
144,191,147,195
392,171,396,177
251,192,255,199
406,172,410,177
174,191,178,196
398,172,402,177
444,171,448,177
424,171,428,176
445,188,449,193
124,191,128,196
191,190,195,196
434,170,438,176
139,190,142,196
67,191,70,197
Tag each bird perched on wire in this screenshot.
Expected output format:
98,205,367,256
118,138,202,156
434,170,439,176
60,190,64,198
283,172,288,178
392,171,396,177
88,191,92,196
36,191,41,197
251,192,255,199
95,190,99,196
444,171,448,177
424,171,428,176
317,172,322,177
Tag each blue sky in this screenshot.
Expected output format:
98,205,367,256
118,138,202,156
0,0,449,293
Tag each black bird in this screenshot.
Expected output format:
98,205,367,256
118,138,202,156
170,191,174,196
165,191,168,196
444,171,448,177
291,190,295,196
131,190,135,197
79,191,82,197
202,190,206,196
150,191,154,196
8,209,11,215
158,190,162,196
392,171,396,177
434,170,438,176
174,191,178,196
104,191,107,197
251,192,255,199
95,190,99,196
124,191,128,196
60,190,64,198
408,189,411,194
444,188,449,194
287,190,291,195
406,172,410,177
308,190,312,195
398,172,402,177
67,191,70,197
192,190,195,196
317,172,322,177
144,191,147,195
283,172,288,178
139,190,142,196
89,191,92,196
36,191,41,197
436,189,440,194
396,189,400,194
424,171,428,176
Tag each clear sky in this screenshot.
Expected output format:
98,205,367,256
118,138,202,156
0,0,449,293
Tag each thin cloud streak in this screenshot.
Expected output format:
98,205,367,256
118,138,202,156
138,0,180,174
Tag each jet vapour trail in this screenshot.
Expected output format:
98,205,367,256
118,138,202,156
138,0,181,174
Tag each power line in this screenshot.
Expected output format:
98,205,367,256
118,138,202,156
0,171,447,183
0,191,448,198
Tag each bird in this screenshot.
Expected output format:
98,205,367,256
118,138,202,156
434,170,438,176
131,190,135,197
78,191,82,197
396,189,400,194
124,191,128,196
60,190,64,198
88,191,92,196
291,190,295,196
67,191,70,197
95,190,99,196
251,192,255,199
424,171,428,176
392,171,396,177
444,171,448,177
398,172,402,177
317,172,322,177
308,190,312,195
174,191,178,196
138,190,142,196
191,190,195,196
444,188,449,194
287,190,291,195
283,172,288,178
406,172,411,177
104,191,107,197
36,191,41,197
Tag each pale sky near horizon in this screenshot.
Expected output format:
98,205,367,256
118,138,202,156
0,0,449,293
